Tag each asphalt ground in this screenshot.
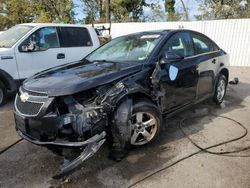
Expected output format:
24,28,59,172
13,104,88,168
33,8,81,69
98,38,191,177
0,67,249,188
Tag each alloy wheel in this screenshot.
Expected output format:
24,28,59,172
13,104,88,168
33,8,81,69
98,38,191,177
130,112,158,145
217,79,226,101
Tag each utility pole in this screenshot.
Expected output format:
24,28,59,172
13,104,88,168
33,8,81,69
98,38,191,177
106,0,111,22
106,0,111,34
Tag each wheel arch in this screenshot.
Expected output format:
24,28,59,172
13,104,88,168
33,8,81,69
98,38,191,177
219,68,229,82
0,69,17,92
114,91,158,109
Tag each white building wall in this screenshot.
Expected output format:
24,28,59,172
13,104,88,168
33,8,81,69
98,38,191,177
94,19,250,66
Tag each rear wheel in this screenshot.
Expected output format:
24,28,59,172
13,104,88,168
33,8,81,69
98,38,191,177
213,74,227,105
130,100,161,146
0,81,7,107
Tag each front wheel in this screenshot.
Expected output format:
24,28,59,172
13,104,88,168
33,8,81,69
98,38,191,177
213,74,227,105
130,100,161,146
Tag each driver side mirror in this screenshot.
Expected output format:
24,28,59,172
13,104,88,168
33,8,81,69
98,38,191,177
160,51,184,65
21,41,37,52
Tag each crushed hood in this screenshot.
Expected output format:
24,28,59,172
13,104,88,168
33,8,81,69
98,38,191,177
23,61,142,96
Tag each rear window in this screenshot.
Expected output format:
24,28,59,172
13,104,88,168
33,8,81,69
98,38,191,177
60,27,92,47
191,33,218,54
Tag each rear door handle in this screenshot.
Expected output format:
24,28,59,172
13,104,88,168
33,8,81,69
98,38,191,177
212,59,216,64
57,53,65,59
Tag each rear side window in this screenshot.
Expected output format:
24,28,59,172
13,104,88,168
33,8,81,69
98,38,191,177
191,33,217,55
60,27,92,47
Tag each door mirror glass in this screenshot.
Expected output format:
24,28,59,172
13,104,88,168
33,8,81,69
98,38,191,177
169,65,179,81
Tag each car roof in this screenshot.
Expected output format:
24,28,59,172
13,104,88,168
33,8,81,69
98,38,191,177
127,29,205,36
19,23,92,29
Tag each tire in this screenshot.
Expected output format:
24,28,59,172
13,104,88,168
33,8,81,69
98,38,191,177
0,80,7,107
129,100,162,146
213,74,227,105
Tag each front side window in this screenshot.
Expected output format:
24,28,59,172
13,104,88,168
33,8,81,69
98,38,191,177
20,27,59,52
0,25,34,48
191,34,215,54
161,32,193,57
61,27,92,47
86,34,162,62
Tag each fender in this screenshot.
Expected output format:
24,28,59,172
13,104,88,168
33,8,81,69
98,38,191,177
213,67,229,93
100,81,154,111
0,69,18,93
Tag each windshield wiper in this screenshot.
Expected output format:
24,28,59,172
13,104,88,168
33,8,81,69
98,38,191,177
94,59,120,64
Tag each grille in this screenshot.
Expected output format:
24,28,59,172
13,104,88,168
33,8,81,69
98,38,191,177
15,95,44,116
20,87,48,97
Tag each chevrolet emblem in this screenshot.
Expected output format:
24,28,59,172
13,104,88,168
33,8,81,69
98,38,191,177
20,92,29,102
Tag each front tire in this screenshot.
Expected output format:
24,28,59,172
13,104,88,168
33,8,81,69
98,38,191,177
213,74,227,105
0,81,7,107
129,100,161,146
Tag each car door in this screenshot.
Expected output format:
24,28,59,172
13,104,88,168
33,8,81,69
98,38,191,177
59,27,96,62
152,32,199,113
190,32,220,98
15,27,67,79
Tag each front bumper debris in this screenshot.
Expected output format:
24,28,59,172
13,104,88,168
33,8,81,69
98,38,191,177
17,129,106,147
53,138,106,179
15,110,107,178
17,128,106,178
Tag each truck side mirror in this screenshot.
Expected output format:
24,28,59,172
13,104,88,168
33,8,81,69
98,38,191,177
21,41,37,52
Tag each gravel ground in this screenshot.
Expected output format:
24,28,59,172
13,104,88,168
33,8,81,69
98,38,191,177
0,67,249,188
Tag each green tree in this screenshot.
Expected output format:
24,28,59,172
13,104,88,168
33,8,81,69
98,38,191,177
146,1,165,22
32,0,75,23
0,0,34,29
81,0,149,23
81,0,100,24
0,0,75,30
196,0,250,20
165,0,179,21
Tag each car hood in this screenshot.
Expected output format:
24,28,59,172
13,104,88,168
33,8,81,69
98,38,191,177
0,48,13,56
23,61,143,96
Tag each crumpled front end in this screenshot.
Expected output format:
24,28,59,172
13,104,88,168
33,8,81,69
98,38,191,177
14,86,111,177
14,81,132,177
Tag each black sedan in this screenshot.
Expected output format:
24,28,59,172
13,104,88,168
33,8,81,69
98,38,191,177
14,29,229,177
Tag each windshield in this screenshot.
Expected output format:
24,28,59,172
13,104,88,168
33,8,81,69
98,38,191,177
86,33,162,63
0,25,34,48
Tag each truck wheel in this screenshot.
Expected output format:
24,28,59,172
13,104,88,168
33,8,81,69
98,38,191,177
213,74,227,105
0,81,7,107
129,100,161,146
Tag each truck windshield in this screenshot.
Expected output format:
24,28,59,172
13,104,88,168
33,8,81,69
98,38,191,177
0,25,34,48
86,33,162,63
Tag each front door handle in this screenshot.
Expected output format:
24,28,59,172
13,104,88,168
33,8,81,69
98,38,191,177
212,59,216,64
57,53,65,59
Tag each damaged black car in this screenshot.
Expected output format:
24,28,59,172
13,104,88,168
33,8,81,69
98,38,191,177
14,30,229,177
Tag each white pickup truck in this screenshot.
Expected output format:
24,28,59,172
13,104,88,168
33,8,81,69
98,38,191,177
0,23,100,106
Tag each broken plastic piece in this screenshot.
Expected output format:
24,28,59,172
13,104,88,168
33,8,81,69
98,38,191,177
229,77,239,85
17,130,106,147
53,138,106,179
